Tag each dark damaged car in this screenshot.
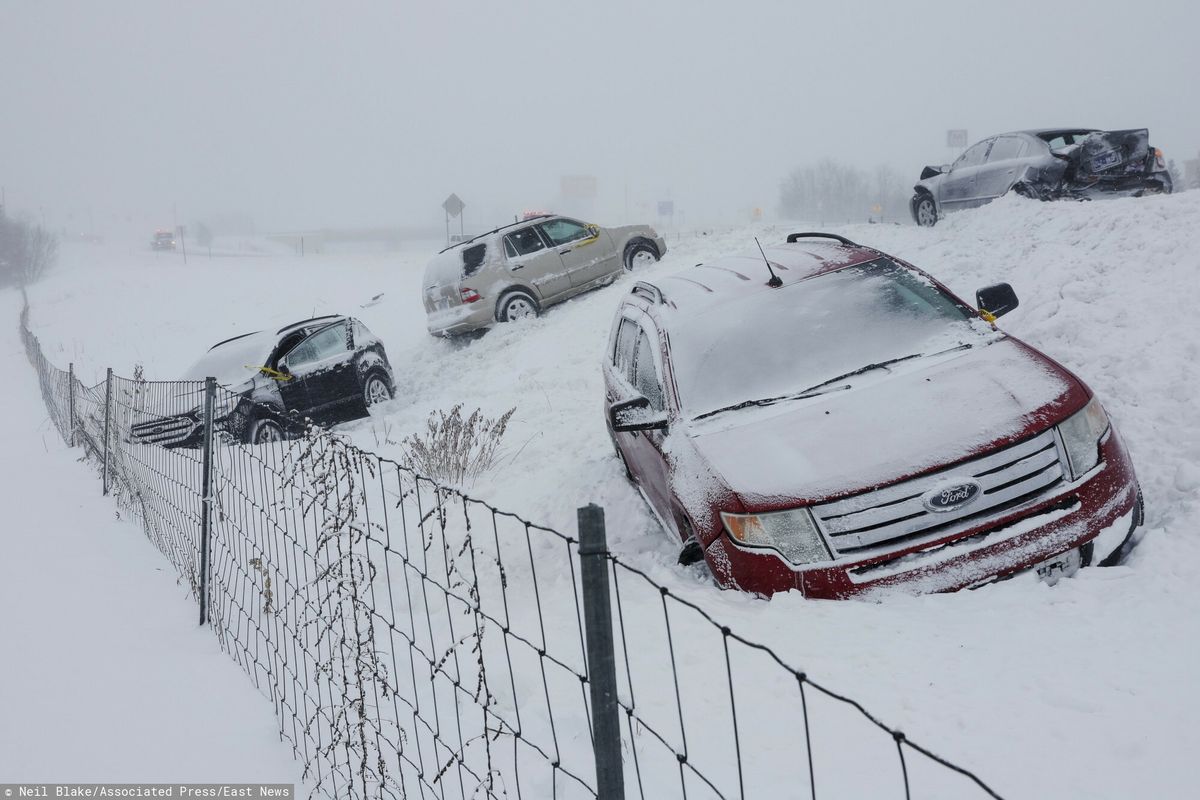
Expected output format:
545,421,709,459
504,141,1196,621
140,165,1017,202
911,129,1173,226
130,315,396,447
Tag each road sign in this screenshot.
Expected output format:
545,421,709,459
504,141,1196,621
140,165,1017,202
442,193,465,218
947,129,968,148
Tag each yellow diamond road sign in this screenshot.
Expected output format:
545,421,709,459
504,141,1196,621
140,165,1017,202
442,193,465,218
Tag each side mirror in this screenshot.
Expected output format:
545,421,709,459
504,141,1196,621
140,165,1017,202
976,283,1019,320
610,395,668,433
587,224,600,238
919,165,944,180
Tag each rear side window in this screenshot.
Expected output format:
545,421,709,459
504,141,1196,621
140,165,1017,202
463,243,487,276
614,318,638,380
987,137,1024,162
633,331,664,411
504,227,545,258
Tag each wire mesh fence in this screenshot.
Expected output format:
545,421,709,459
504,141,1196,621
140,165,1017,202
18,296,1007,800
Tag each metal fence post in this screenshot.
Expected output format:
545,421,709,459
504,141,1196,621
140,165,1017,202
198,376,216,626
577,504,626,800
102,367,113,494
68,362,76,447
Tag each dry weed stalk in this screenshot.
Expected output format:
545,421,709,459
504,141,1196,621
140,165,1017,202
402,404,515,487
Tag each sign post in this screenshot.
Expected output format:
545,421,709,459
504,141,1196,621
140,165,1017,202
442,193,466,247
946,129,968,164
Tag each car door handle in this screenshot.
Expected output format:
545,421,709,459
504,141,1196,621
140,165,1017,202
512,264,525,271
559,248,572,255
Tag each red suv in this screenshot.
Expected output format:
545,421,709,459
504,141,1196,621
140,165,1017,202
603,233,1142,598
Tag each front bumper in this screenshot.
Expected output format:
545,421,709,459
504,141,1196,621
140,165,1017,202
704,426,1141,599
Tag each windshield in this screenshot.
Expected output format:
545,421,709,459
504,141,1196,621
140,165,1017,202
181,331,276,386
669,258,990,419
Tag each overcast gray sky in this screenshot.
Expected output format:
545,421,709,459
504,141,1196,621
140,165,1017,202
2,0,1197,232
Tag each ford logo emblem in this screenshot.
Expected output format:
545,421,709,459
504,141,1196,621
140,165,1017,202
921,479,982,513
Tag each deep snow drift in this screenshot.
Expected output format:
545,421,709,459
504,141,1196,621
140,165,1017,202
0,292,301,784
21,191,1200,798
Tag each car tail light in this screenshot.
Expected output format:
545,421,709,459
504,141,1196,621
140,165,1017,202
460,288,482,303
1154,148,1166,169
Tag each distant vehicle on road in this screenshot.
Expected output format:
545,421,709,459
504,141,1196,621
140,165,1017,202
604,232,1142,598
911,128,1173,226
150,229,176,251
423,214,666,337
130,315,395,447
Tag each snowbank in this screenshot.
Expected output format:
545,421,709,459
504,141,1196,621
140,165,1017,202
21,192,1200,798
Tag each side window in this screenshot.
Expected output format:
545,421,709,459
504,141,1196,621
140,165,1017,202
283,323,348,369
614,318,638,381
633,331,664,411
538,218,591,247
504,227,545,258
986,136,1023,162
955,140,991,169
462,243,487,277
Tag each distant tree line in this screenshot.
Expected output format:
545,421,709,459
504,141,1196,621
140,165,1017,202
779,160,913,224
0,205,58,287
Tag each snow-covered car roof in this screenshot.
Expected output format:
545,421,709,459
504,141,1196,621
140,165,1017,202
638,240,879,317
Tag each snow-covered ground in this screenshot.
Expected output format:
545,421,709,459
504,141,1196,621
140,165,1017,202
19,192,1200,798
0,292,302,785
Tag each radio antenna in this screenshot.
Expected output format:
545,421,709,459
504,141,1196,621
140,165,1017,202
755,237,782,287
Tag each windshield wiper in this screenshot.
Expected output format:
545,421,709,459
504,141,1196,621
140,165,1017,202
693,346,972,423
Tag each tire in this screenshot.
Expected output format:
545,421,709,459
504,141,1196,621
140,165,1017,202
624,240,659,271
497,290,539,323
1012,182,1034,198
913,194,938,227
363,372,392,408
246,416,285,445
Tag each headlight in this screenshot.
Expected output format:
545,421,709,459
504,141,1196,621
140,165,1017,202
190,393,240,421
721,508,831,566
1058,396,1109,480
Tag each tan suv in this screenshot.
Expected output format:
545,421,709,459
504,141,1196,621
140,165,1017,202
423,214,666,336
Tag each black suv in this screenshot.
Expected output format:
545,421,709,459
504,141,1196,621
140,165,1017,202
131,315,396,446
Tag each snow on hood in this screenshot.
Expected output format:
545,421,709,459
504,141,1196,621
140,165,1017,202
685,338,1077,506
181,331,274,388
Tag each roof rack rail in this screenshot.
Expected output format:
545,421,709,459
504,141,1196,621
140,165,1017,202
631,281,664,304
436,214,556,254
276,314,342,334
785,232,858,246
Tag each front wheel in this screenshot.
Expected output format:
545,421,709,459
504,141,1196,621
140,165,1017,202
913,194,937,227
498,291,539,323
624,241,659,271
246,416,285,445
363,373,392,408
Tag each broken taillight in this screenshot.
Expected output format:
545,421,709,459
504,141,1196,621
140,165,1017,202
460,288,482,303
1154,148,1166,169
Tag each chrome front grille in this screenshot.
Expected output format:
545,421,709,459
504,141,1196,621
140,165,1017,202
130,414,198,446
812,429,1065,557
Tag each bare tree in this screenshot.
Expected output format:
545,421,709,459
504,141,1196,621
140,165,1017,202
0,207,58,287
781,159,910,223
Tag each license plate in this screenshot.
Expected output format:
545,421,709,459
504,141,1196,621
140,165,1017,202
1090,149,1121,172
1036,547,1083,585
